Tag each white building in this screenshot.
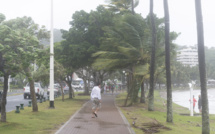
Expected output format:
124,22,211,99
176,48,198,67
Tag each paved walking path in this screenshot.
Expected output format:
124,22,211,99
55,93,134,134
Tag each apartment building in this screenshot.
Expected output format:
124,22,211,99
176,48,198,67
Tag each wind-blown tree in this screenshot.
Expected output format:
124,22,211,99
3,16,49,112
59,6,115,93
0,20,22,122
195,0,210,133
54,61,67,101
51,41,74,99
33,64,49,87
105,0,139,14
36,44,68,101
93,13,149,105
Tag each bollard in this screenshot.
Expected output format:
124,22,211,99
20,104,24,110
15,106,20,113
28,101,32,107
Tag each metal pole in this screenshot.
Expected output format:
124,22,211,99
49,0,54,108
8,75,10,92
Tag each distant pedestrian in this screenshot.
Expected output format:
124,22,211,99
90,82,101,118
198,95,202,113
189,95,197,110
111,84,114,95
104,84,106,94
193,95,197,109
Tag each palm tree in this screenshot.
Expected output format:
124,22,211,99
194,0,210,133
105,0,139,14
148,0,156,111
93,14,149,105
163,0,173,123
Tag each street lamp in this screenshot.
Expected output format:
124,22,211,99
49,0,54,108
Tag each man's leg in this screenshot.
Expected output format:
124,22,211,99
94,101,101,117
92,99,96,118
92,109,96,117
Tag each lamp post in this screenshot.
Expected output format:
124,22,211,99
49,0,54,108
8,75,10,92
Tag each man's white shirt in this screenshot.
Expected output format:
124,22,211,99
91,86,101,100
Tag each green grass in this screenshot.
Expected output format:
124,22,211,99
116,91,215,134
0,94,90,134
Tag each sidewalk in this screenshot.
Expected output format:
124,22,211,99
55,93,135,134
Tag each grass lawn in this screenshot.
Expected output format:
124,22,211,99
115,91,215,134
0,93,90,134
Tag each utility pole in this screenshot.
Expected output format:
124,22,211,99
49,0,54,108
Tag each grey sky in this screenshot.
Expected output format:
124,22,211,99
0,0,215,47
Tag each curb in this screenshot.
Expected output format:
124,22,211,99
114,100,136,134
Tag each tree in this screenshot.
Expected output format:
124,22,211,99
148,0,156,111
205,47,215,79
163,0,173,123
194,0,210,133
54,61,67,101
93,13,149,105
0,13,5,23
3,16,49,112
59,6,115,93
0,23,22,122
105,0,139,14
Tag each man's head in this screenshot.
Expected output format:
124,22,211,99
95,82,101,87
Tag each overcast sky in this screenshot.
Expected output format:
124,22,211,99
0,0,215,48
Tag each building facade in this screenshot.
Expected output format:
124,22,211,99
176,48,198,67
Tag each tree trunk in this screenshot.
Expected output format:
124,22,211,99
58,80,64,102
83,78,89,95
25,67,38,112
148,0,156,111
140,81,145,103
195,0,210,133
124,73,133,106
66,76,73,99
93,72,97,84
99,71,104,93
1,74,8,122
29,80,38,112
163,0,173,123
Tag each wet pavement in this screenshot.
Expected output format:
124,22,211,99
55,93,134,134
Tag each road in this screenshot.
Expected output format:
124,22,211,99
6,92,48,112
6,94,31,112
6,88,82,112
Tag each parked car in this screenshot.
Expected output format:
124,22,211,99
47,83,61,96
23,82,45,99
